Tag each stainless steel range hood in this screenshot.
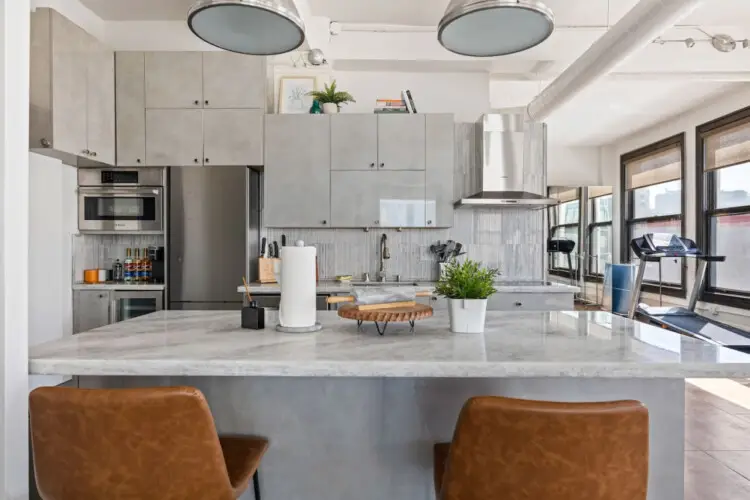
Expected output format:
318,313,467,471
454,112,557,209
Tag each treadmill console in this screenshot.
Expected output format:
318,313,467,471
547,238,575,254
630,233,701,259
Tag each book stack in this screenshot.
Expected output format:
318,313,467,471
374,90,418,114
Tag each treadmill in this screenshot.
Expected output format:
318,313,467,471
628,233,750,353
547,238,576,284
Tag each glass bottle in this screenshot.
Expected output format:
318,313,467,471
142,247,151,282
124,248,133,283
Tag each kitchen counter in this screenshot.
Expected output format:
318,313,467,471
237,280,579,295
73,282,166,291
29,310,749,378
29,309,733,500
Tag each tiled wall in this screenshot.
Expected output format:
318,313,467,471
72,234,164,282
264,122,545,281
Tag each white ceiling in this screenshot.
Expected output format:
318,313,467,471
77,0,750,146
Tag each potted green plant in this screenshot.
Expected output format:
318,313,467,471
307,80,355,114
435,259,499,333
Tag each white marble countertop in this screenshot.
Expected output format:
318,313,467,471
73,282,166,291
238,280,579,294
29,310,750,378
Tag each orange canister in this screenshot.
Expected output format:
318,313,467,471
83,269,99,283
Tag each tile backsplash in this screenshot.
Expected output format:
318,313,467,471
264,121,545,282
72,234,164,281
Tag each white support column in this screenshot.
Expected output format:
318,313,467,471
0,0,30,498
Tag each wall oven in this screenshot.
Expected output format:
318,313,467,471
78,168,164,233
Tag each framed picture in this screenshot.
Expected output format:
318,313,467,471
278,76,316,114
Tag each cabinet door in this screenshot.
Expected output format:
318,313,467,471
50,10,88,157
115,52,146,166
144,52,203,109
331,171,426,227
264,115,330,227
377,115,425,171
425,114,455,227
203,109,263,166
202,52,265,109
330,115,378,171
73,291,111,333
145,109,203,166
86,36,115,165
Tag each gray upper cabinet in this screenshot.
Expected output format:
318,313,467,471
145,52,203,109
264,115,331,228
331,170,426,228
31,8,115,164
73,290,111,333
330,115,378,171
203,109,263,166
115,52,146,166
377,115,426,171
86,35,115,166
145,109,203,166
425,114,455,227
202,52,265,109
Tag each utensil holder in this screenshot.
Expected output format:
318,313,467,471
258,258,280,284
438,262,449,280
241,304,265,329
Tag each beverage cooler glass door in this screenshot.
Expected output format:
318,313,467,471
78,187,164,233
111,291,164,323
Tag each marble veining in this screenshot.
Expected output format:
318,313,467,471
29,310,750,378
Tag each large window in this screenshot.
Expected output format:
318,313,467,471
588,186,613,277
697,108,750,308
621,134,685,295
549,187,580,277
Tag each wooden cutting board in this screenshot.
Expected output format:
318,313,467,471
338,303,433,323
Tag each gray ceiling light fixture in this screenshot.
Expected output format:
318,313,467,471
438,0,554,57
187,0,305,55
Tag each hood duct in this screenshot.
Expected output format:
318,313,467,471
454,112,557,209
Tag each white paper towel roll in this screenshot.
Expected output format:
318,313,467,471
278,244,317,328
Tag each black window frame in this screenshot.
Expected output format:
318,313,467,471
548,187,581,280
620,133,687,298
586,191,613,282
696,105,750,309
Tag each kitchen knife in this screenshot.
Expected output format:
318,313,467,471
260,237,267,258
281,234,287,247
272,241,279,258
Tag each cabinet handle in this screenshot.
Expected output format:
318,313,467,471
374,220,380,225
204,100,209,105
322,220,327,225
370,162,375,168
82,149,90,155
514,302,523,307
194,100,200,105
379,162,385,168
431,296,437,301
99,294,106,298
90,151,97,157
194,158,199,163
136,158,141,163
40,138,51,148
205,158,210,164
427,220,432,225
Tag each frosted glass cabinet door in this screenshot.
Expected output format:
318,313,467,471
264,115,331,227
331,171,426,227
331,115,378,171
377,115,426,171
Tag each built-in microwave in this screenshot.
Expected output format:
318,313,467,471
78,168,164,234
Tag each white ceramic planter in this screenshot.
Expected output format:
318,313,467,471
322,103,339,114
448,298,488,334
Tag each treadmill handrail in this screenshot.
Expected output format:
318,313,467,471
641,254,726,262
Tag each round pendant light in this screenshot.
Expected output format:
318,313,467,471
438,0,554,57
188,0,305,55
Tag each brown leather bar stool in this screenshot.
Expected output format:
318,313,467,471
434,396,649,500
29,386,269,500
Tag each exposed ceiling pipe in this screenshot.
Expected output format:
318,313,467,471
526,0,705,122
492,71,750,83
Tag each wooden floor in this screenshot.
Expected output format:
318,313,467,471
686,383,750,499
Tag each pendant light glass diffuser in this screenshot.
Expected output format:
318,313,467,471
438,0,554,57
188,0,305,55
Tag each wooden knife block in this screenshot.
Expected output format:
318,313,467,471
258,258,280,284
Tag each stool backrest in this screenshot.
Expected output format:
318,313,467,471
29,386,235,500
440,396,649,500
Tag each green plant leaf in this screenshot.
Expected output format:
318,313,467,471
306,79,355,105
434,259,500,300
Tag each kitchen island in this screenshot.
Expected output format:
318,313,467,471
30,310,750,500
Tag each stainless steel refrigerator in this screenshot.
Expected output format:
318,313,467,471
169,166,261,310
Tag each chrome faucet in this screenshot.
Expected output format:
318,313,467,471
379,233,390,282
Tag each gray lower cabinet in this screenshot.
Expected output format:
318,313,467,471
425,114,455,227
377,115,425,171
330,115,378,171
264,115,331,227
145,109,204,166
202,52,265,109
203,109,263,166
487,292,573,311
144,51,203,109
73,290,111,333
330,170,426,228
115,51,146,166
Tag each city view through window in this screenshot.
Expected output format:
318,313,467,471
711,162,750,292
